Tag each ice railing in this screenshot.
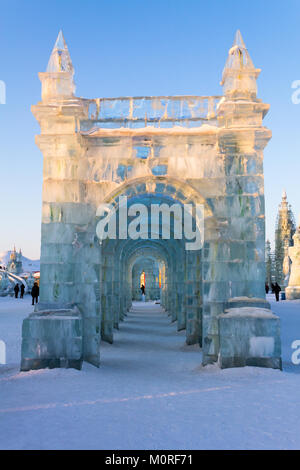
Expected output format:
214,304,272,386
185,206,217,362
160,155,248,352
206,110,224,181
80,95,222,131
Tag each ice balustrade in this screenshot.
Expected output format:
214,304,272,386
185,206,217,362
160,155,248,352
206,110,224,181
80,95,222,131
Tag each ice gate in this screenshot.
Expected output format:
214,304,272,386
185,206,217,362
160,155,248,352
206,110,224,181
20,30,282,371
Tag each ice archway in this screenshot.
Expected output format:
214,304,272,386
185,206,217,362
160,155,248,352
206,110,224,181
20,30,282,372
83,178,213,365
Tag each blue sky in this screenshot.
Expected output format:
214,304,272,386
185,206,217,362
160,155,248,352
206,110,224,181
0,0,299,259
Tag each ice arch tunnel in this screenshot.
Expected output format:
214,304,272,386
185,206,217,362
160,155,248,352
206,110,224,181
97,186,209,348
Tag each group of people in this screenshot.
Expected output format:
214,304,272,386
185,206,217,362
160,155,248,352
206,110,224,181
265,282,281,301
14,282,39,305
13,280,284,305
14,283,25,299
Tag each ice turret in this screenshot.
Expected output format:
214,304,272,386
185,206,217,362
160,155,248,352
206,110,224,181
39,30,75,101
221,30,260,100
275,190,296,284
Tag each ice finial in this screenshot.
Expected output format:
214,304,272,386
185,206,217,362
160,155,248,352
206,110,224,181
221,30,260,99
224,30,255,72
233,30,246,50
39,30,75,101
46,30,74,74
280,189,289,210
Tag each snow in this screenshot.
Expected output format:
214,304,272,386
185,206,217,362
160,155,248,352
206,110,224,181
83,124,218,137
221,307,277,318
0,295,300,450
228,296,269,302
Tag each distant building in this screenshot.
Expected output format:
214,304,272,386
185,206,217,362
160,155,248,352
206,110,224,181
274,191,296,286
6,246,23,275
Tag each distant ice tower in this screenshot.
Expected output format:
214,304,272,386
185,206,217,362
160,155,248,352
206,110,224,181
275,190,296,286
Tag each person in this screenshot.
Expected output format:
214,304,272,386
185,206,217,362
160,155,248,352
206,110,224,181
271,283,275,294
20,283,25,299
31,282,39,306
140,284,146,302
14,283,19,298
274,282,281,302
265,283,269,294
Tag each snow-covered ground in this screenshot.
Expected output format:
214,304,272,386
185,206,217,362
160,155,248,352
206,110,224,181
0,294,299,450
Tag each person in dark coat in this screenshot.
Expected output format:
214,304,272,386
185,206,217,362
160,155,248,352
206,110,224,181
140,284,145,295
265,283,269,294
14,284,19,298
31,282,39,305
274,282,281,302
20,283,25,299
271,283,275,294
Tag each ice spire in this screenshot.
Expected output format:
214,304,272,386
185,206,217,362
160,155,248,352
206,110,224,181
221,30,260,99
46,30,74,74
39,30,75,101
280,189,288,209
223,30,255,71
